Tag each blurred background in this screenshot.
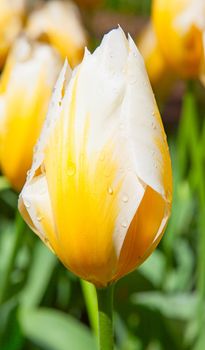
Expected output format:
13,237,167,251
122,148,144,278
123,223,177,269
0,0,205,349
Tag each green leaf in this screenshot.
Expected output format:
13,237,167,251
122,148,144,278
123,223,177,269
19,307,97,350
138,250,166,288
131,292,197,320
20,241,56,308
0,176,10,191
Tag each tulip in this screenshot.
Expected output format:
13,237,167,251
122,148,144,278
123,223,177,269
26,0,88,68
152,0,205,79
19,28,172,288
0,37,62,191
0,0,26,67
138,22,176,96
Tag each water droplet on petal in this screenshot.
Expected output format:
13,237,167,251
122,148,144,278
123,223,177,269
37,215,42,222
122,194,129,203
25,200,30,209
107,186,113,195
121,221,127,228
67,162,76,176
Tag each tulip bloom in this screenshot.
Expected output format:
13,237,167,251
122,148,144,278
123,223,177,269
19,29,172,287
0,37,61,191
0,0,25,67
26,0,87,68
152,0,205,79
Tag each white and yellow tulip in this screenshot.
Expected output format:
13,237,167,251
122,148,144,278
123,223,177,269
0,37,61,191
26,0,87,68
152,0,205,79
19,29,172,287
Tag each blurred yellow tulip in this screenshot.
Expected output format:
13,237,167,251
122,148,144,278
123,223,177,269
0,37,62,191
26,0,88,68
152,0,205,79
0,0,26,67
138,22,176,96
19,29,172,287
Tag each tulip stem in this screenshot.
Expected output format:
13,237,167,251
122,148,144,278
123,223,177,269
80,279,98,337
0,211,25,304
96,284,114,350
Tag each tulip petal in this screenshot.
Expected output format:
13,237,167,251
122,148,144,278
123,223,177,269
18,60,72,250
19,175,57,251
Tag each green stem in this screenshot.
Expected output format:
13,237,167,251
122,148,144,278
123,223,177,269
80,279,98,337
0,211,25,304
96,284,114,350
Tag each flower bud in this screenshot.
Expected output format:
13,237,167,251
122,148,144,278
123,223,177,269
19,28,172,287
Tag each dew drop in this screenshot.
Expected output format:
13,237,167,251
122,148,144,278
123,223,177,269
67,162,76,176
121,221,127,228
122,194,128,203
151,121,157,130
25,200,30,209
107,186,113,195
37,215,42,222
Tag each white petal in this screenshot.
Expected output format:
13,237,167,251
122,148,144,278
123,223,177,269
19,174,55,250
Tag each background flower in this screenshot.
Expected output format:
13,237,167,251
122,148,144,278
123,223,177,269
0,37,61,191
